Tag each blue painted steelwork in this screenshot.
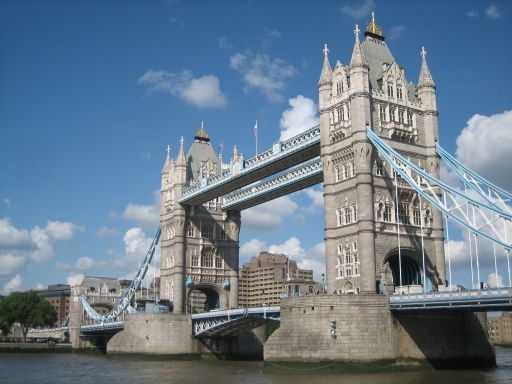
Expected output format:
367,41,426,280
80,226,161,323
367,127,512,251
192,306,280,337
221,158,322,210
179,125,320,206
436,143,512,214
389,287,512,311
80,321,125,334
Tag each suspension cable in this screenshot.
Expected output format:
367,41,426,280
505,220,511,287
394,170,403,290
473,204,481,287
465,183,475,289
443,192,452,289
419,194,427,293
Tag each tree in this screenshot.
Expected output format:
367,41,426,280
0,291,57,342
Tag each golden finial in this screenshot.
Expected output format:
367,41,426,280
366,10,383,37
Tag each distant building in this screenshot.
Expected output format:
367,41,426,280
80,276,123,315
34,284,71,327
239,252,319,307
488,312,512,345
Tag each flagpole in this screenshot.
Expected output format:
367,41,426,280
254,120,258,155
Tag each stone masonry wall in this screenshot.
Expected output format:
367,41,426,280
107,313,200,355
264,295,398,361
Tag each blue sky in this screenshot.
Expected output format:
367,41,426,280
1,0,511,293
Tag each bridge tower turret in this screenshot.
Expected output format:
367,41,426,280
160,125,240,314
319,13,445,295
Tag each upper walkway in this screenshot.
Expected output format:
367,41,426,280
178,125,320,207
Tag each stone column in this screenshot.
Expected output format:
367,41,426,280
172,206,187,313
227,210,240,309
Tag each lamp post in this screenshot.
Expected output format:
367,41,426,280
321,273,325,294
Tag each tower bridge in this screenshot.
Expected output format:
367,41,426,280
61,13,512,367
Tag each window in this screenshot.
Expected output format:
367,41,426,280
399,110,405,124
413,203,421,226
346,104,350,119
379,105,386,122
384,205,392,222
344,207,352,225
397,86,403,100
346,76,351,88
399,203,410,224
335,166,341,182
215,255,223,269
187,225,195,237
336,81,343,95
191,250,199,267
350,161,355,177
201,223,214,239
336,208,343,226
202,249,213,268
338,107,344,121
353,205,358,222
343,164,349,179
376,161,384,176
408,113,414,126
387,83,394,97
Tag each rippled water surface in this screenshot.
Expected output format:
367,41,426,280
0,348,511,384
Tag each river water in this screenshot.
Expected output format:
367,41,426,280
0,348,511,384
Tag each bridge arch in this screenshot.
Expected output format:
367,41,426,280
382,248,424,289
186,283,225,314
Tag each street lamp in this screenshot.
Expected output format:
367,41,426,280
321,273,325,294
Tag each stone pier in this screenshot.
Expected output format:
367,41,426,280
264,295,495,369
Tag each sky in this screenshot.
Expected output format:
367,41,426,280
0,0,511,294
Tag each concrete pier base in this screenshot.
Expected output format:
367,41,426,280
107,313,200,355
264,295,495,369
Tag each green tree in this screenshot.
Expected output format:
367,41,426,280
0,291,57,342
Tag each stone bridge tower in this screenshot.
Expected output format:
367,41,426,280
319,14,445,295
160,124,240,314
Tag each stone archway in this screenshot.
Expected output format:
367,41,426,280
383,249,424,292
186,284,223,314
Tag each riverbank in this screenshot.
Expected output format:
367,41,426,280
0,342,71,353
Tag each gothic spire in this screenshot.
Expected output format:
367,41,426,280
350,24,369,68
176,136,186,165
318,43,332,86
418,46,435,88
162,144,172,172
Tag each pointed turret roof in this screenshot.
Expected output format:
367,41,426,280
418,46,435,88
318,43,332,86
162,144,173,172
176,136,186,165
350,24,369,68
194,121,210,142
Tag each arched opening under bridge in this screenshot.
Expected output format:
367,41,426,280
187,286,221,314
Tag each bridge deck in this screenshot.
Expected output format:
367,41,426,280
389,287,512,311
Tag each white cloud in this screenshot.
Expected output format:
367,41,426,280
485,5,501,19
3,274,22,294
66,273,84,287
35,283,44,290
112,227,160,274
263,27,282,40
455,110,512,190
388,25,406,41
466,10,479,18
340,0,375,19
122,203,159,230
138,69,227,108
96,226,120,238
279,95,319,141
0,253,27,277
487,272,504,288
242,196,298,230
0,218,81,276
240,238,267,258
44,221,82,241
302,187,324,210
230,53,297,102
